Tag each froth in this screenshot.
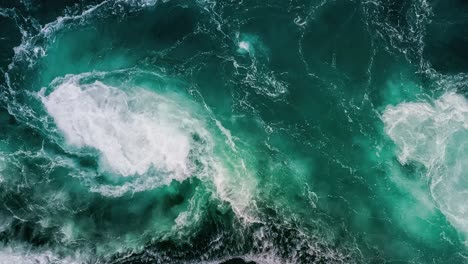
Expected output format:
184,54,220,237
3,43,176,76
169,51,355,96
383,92,468,235
0,246,82,264
39,73,256,222
41,80,195,179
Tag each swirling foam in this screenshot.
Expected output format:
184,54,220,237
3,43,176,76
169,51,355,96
39,74,256,218
383,92,468,235
41,79,194,178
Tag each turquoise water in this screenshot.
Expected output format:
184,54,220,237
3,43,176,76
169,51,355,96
0,0,468,263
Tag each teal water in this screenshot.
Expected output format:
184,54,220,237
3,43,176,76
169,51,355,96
0,0,468,263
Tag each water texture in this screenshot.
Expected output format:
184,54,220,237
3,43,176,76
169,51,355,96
0,0,468,263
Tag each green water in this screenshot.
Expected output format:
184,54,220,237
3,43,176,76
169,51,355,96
0,0,468,263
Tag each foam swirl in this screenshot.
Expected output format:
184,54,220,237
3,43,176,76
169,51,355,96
383,92,468,235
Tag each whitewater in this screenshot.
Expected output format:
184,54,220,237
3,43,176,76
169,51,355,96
0,0,468,263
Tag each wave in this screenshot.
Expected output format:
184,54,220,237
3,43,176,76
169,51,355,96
38,72,257,215
0,68,260,262
0,245,84,264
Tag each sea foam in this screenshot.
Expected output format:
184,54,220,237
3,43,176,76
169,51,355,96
40,75,256,218
0,245,83,264
41,79,197,179
383,92,468,235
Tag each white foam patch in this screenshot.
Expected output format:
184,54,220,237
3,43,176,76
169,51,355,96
0,246,82,264
36,74,260,230
127,0,159,6
238,41,251,53
383,92,468,235
0,155,5,184
41,80,195,179
39,75,256,219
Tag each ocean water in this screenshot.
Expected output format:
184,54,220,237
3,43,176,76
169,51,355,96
0,0,468,263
